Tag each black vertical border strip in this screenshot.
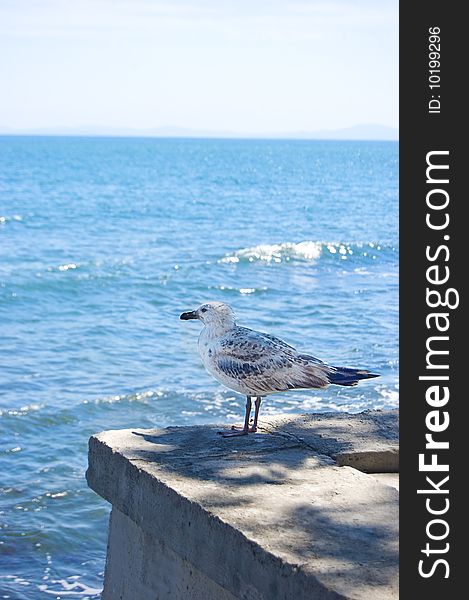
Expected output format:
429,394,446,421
400,1,463,597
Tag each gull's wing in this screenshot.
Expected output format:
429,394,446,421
215,326,330,393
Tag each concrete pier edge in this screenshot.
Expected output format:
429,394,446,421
87,409,399,600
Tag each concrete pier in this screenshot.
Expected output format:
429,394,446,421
86,410,399,600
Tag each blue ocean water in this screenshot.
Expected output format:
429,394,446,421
0,136,398,598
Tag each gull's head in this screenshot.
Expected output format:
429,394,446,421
180,302,236,330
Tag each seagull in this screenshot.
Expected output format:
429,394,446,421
180,301,379,437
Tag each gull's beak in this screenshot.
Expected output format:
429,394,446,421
180,310,198,320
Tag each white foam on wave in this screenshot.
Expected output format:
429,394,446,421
0,403,43,418
377,385,399,405
220,241,323,264
218,240,384,264
83,389,163,406
210,284,269,295
38,577,102,596
58,263,78,272
0,214,23,224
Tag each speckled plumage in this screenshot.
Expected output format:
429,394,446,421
198,325,331,396
181,302,378,400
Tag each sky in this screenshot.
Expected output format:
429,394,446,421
0,0,398,135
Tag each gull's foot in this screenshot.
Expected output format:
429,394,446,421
229,423,257,433
217,425,257,436
217,428,249,437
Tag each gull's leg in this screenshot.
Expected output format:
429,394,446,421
249,397,262,432
227,396,262,434
218,396,251,437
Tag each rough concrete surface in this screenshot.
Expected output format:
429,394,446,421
87,410,399,600
369,473,399,491
103,508,237,600
259,410,399,472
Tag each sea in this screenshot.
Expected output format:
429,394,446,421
0,136,398,598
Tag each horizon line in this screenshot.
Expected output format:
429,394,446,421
0,132,399,143
0,123,399,142
0,124,399,143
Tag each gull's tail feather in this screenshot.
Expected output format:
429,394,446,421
327,366,380,387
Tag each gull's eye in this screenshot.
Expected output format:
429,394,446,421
201,307,207,313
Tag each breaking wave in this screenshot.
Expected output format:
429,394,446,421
219,240,396,264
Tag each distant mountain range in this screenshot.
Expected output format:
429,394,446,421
0,123,398,141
